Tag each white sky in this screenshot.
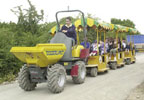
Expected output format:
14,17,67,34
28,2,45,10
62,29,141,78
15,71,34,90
0,0,143,34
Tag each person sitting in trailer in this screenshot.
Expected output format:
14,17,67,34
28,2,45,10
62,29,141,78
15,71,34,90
118,38,122,52
61,17,77,44
100,40,104,55
122,40,126,51
109,38,117,60
105,38,109,53
80,37,90,49
89,40,98,56
126,42,130,52
130,42,134,51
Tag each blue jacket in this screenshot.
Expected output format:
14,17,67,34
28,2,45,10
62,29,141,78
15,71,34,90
61,24,77,43
80,42,90,48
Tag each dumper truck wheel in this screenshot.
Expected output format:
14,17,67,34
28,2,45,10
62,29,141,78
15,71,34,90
110,62,117,70
72,61,86,84
90,67,98,77
47,64,66,93
18,65,37,91
126,58,131,65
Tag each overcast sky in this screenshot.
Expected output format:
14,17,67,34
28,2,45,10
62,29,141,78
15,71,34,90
0,0,143,34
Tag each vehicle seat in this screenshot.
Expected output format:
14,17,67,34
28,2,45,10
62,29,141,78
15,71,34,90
50,32,74,61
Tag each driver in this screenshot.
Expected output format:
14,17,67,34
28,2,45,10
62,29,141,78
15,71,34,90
61,17,77,44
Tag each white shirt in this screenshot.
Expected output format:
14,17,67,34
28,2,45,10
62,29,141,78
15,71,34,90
122,42,126,48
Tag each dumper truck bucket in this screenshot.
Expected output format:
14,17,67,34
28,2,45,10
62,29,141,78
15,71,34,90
10,44,66,67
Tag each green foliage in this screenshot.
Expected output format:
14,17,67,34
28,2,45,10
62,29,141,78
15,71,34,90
110,18,141,39
111,18,135,28
0,0,46,83
11,0,44,34
111,18,141,34
0,28,22,77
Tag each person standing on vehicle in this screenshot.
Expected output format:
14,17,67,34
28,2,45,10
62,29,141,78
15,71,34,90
61,17,77,44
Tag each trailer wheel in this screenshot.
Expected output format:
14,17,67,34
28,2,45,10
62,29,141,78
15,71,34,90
18,65,37,91
133,61,136,63
126,58,131,65
47,64,66,93
133,58,136,64
72,61,86,84
110,62,117,70
90,67,98,77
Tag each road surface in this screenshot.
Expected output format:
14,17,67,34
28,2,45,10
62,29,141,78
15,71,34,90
0,53,144,100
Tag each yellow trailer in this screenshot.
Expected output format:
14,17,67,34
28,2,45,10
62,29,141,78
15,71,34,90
108,25,126,69
86,21,111,76
124,28,137,64
125,50,136,64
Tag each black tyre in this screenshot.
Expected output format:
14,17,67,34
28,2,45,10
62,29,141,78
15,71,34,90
47,64,66,93
126,58,131,65
133,61,136,63
133,58,136,63
110,62,117,70
18,65,37,91
72,61,86,84
121,64,125,67
90,67,98,77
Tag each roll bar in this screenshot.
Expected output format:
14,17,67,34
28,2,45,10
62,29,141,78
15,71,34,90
55,10,87,41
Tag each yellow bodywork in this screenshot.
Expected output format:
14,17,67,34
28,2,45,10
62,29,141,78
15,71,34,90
10,44,66,67
72,45,84,57
87,54,109,72
109,52,125,66
125,50,136,62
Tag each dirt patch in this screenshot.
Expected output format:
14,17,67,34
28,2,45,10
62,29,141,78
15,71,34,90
126,81,144,100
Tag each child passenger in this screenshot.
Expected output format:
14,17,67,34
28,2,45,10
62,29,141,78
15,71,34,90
90,40,98,56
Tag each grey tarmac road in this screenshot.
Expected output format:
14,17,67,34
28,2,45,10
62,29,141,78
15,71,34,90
0,53,144,100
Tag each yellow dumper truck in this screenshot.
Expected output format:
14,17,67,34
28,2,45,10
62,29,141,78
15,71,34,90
10,10,89,93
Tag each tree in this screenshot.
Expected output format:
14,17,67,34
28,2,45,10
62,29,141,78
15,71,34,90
11,0,44,34
111,18,135,28
0,0,45,82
